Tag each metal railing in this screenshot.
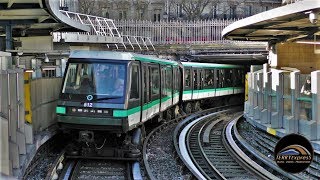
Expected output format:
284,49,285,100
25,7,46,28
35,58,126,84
57,10,155,51
115,19,236,45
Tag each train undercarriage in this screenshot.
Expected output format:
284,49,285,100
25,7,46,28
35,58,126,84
62,94,243,159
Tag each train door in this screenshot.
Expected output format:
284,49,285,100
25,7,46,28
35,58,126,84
160,65,165,111
142,64,149,122
127,62,141,125
199,69,204,99
183,68,192,101
149,64,160,118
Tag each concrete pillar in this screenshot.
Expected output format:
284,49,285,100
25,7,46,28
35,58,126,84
254,72,263,120
247,72,254,117
311,71,320,140
284,71,299,133
261,64,269,124
270,70,283,128
0,117,11,175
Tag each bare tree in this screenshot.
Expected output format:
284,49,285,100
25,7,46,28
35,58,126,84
180,0,212,20
78,0,109,16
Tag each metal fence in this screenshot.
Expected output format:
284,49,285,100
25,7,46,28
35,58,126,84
115,19,237,45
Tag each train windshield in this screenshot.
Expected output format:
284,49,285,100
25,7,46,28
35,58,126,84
62,62,126,98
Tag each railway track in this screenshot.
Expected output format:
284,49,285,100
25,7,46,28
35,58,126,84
174,109,289,180
23,136,143,180
186,113,255,179
143,105,239,179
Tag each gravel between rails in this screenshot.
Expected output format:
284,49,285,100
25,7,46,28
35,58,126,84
24,134,67,180
146,123,191,180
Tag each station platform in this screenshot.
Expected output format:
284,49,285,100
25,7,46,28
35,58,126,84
243,64,320,153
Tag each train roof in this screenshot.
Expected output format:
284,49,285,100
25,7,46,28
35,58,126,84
181,62,243,69
69,50,179,66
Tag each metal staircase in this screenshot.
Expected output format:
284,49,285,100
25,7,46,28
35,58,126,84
53,10,155,51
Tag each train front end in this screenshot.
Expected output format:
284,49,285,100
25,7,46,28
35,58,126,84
56,52,131,134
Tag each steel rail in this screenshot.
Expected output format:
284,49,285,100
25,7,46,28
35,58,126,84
223,115,280,180
197,120,227,179
143,105,237,180
233,117,303,180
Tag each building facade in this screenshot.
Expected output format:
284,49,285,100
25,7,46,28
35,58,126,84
60,0,282,21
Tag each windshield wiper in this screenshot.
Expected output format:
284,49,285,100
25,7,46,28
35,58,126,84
91,96,121,102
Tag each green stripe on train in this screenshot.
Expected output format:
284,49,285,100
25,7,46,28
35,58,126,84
183,87,243,94
113,106,141,117
113,95,174,117
182,62,243,68
134,56,179,66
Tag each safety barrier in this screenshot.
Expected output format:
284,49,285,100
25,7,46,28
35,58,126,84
0,67,28,176
245,64,320,140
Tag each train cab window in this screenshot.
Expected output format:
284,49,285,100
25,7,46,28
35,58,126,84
130,64,139,99
150,66,160,100
185,69,191,88
204,69,214,89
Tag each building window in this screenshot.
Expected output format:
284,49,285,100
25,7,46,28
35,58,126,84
119,11,127,20
230,6,236,19
246,5,252,16
153,9,161,22
105,12,109,18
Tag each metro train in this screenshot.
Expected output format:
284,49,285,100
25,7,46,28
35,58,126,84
56,50,245,157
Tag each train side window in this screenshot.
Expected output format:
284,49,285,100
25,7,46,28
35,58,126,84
161,66,166,97
225,69,231,87
166,66,172,97
193,69,198,90
150,65,160,100
204,69,214,89
220,69,225,88
130,64,139,99
185,69,191,88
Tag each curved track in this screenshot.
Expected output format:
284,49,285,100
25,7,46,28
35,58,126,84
175,109,285,180
143,105,238,179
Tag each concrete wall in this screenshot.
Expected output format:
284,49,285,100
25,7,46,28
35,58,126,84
277,42,320,73
30,78,62,132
